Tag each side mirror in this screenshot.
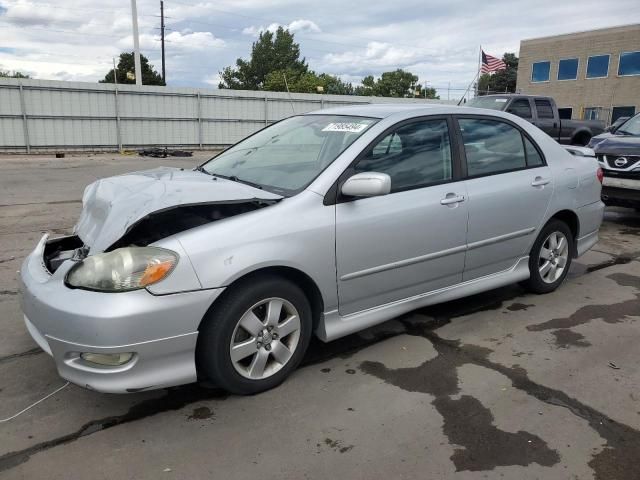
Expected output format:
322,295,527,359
341,172,391,198
605,125,616,133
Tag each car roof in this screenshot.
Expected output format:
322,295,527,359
305,103,515,120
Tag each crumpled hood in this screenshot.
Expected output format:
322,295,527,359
75,167,282,252
591,133,640,154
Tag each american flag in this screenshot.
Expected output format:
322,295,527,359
481,50,507,74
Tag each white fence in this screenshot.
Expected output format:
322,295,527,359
0,78,452,153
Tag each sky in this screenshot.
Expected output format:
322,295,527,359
0,0,639,98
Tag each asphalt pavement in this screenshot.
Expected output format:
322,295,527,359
1,152,639,480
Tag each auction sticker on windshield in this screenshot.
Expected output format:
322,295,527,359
322,122,369,133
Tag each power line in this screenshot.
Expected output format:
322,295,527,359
0,22,123,39
0,1,475,88
1,1,159,16
165,0,438,53
4,1,448,63
8,0,474,64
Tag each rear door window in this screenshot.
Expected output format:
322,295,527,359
458,118,527,176
508,99,532,119
534,99,555,119
524,137,544,167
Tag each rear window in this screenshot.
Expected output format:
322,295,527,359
468,97,509,110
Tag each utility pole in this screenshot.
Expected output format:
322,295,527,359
130,0,142,85
160,0,166,84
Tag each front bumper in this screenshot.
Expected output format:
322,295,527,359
20,235,224,393
601,176,640,208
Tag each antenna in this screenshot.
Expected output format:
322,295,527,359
283,73,296,114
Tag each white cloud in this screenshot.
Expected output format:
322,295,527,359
242,18,321,36
203,72,222,86
322,41,425,69
287,19,321,34
117,31,224,53
1,0,79,26
165,31,225,50
0,0,638,93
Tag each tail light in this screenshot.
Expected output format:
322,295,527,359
596,167,604,184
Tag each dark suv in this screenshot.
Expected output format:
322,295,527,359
588,113,640,209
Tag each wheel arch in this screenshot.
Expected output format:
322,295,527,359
571,129,592,146
198,265,325,334
547,209,580,256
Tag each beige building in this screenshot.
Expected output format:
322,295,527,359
516,24,640,124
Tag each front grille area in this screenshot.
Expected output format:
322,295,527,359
598,154,640,170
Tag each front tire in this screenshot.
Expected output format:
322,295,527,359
522,220,574,294
572,133,591,146
196,274,312,395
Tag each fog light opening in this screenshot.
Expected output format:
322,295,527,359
80,352,134,366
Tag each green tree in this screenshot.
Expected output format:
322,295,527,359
355,75,376,96
477,53,518,95
0,70,30,78
219,27,308,90
317,73,354,95
263,68,318,93
100,52,164,86
415,85,440,99
263,69,355,95
354,69,422,98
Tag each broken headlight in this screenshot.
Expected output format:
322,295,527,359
66,247,178,292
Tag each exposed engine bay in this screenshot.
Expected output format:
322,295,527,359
43,201,274,274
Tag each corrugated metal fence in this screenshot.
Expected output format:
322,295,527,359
0,78,452,153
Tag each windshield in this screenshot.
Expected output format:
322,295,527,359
468,96,509,110
201,115,378,195
617,114,640,136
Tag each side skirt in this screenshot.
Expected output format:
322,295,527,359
316,256,530,342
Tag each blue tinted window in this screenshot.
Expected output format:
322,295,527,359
586,55,609,78
531,61,550,82
558,58,578,80
619,51,640,76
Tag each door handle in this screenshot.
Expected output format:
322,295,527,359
440,194,465,205
531,177,551,187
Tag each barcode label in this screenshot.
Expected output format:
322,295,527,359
322,122,369,133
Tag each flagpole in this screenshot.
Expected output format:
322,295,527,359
475,45,482,98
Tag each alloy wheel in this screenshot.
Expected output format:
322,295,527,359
229,297,301,380
538,231,569,284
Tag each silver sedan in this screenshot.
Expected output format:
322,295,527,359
20,105,604,394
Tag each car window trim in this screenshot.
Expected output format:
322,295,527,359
323,115,463,205
451,114,548,181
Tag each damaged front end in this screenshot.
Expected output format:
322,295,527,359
44,167,282,275
43,235,87,274
44,201,277,276
108,201,274,250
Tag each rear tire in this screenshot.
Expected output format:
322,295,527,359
196,274,312,395
522,220,574,294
